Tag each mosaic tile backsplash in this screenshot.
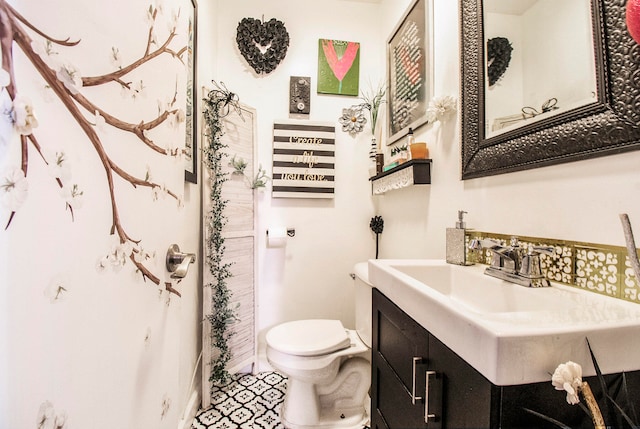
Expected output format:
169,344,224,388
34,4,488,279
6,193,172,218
467,231,640,304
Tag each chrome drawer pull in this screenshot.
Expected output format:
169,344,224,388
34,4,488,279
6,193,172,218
425,370,437,423
411,357,423,404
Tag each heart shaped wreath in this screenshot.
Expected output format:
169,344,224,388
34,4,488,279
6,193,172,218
236,17,290,74
487,37,513,87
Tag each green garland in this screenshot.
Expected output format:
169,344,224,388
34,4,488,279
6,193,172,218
202,82,239,386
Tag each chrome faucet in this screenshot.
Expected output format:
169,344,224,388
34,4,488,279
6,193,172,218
469,237,553,288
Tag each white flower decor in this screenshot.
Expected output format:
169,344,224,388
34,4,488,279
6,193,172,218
31,40,60,70
132,244,156,265
130,80,147,100
152,183,168,201
44,274,69,303
95,257,109,273
552,361,583,405
60,183,84,209
167,108,185,129
145,165,153,182
47,151,72,183
339,106,367,137
110,46,123,69
56,63,82,95
107,239,134,271
12,95,38,135
160,394,171,419
92,110,107,131
36,400,67,429
0,90,12,159
1,167,29,211
426,95,457,124
167,7,179,32
550,360,606,429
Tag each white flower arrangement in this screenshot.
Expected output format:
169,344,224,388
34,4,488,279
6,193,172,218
550,361,605,429
426,95,457,124
552,361,583,405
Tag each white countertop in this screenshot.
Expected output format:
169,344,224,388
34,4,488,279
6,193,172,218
368,259,640,386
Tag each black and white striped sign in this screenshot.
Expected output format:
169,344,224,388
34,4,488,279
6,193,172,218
272,121,335,198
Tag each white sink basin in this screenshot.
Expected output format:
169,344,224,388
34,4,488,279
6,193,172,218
368,259,640,386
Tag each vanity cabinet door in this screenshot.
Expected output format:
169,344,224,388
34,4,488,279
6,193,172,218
427,333,499,429
372,289,429,429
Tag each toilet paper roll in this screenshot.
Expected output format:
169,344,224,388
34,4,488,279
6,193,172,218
267,227,287,248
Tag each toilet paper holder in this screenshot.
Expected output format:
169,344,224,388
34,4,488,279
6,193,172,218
266,228,296,237
166,244,196,279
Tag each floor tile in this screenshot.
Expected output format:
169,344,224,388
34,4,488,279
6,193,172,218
193,372,286,429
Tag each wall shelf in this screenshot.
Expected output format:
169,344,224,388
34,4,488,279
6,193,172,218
370,159,432,195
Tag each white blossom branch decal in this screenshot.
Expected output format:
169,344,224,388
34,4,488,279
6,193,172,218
37,401,67,429
0,1,188,296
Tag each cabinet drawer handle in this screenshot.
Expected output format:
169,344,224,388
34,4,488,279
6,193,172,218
425,370,437,423
411,357,423,404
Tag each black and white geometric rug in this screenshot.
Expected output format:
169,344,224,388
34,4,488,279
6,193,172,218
192,372,287,429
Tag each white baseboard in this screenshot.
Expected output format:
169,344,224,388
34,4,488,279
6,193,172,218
256,351,274,373
177,390,201,429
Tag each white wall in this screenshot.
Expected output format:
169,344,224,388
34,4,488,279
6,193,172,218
376,0,640,260
1,0,202,427
212,0,382,368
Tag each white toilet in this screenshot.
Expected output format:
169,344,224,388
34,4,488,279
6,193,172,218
265,262,372,429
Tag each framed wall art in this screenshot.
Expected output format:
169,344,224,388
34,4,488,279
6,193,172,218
184,0,198,183
317,39,360,96
386,0,433,145
272,121,336,199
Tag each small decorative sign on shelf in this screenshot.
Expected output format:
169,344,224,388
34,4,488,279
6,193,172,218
272,121,336,198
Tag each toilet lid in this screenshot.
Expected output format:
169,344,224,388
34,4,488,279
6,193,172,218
266,319,351,356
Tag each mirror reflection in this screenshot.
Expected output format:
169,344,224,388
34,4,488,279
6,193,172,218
483,0,597,138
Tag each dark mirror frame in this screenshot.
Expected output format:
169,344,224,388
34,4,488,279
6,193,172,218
461,0,640,180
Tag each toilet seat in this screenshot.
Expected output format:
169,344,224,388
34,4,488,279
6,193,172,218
266,319,351,356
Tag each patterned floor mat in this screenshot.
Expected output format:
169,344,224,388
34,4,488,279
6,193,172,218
192,372,287,429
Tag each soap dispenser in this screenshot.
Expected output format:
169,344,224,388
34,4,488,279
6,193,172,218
446,210,474,266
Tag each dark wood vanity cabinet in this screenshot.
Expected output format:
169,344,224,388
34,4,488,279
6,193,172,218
371,288,640,429
371,288,494,429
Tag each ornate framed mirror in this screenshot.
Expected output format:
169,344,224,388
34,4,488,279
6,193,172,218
461,0,640,179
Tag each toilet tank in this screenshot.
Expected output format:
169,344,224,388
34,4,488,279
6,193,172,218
353,262,373,348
